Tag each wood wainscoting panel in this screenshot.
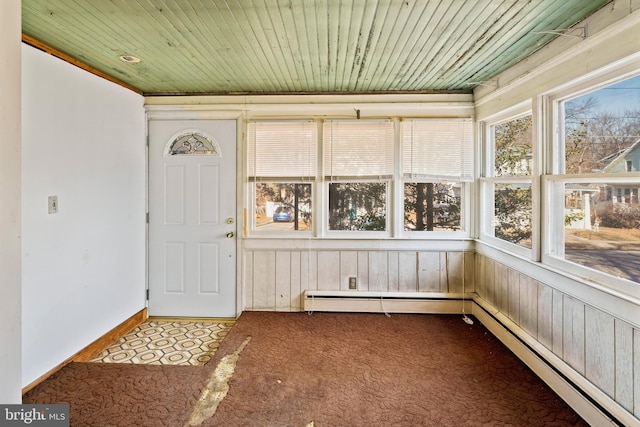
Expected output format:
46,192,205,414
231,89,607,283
252,251,276,310
563,296,586,375
613,319,634,412
398,251,418,291
537,283,554,351
585,306,616,398
275,251,292,312
474,252,640,425
245,248,474,312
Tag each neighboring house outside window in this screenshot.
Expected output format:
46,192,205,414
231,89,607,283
545,73,640,287
601,139,640,205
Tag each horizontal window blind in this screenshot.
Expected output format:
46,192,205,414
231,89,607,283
247,120,317,180
402,119,473,182
323,120,394,180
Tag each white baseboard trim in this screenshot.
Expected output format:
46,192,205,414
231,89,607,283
472,299,636,427
303,290,474,314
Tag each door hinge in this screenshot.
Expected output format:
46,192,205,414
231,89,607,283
146,289,149,300
146,212,149,224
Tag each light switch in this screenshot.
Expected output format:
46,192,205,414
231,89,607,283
48,196,58,214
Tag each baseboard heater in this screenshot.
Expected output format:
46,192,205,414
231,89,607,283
472,298,629,427
303,290,475,314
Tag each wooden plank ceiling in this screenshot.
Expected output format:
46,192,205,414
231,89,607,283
22,0,611,96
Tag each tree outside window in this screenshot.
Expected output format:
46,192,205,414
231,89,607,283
324,120,394,233
404,182,461,231
489,115,534,247
401,119,472,234
328,183,386,231
249,118,473,237
494,183,532,246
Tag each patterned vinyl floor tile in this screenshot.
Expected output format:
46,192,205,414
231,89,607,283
90,318,234,366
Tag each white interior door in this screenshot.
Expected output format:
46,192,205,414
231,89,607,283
148,119,236,317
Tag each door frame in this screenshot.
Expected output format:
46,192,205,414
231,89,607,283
145,109,244,318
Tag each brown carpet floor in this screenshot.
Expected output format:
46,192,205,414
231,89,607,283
24,312,588,426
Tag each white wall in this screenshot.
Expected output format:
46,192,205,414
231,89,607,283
0,0,22,404
21,44,146,387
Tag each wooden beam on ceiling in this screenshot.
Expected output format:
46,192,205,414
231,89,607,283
21,34,143,95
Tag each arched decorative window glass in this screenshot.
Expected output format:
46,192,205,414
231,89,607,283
167,131,220,156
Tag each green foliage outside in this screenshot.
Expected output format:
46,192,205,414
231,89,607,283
328,183,386,231
494,116,532,177
494,185,532,245
403,182,461,231
493,116,533,245
564,211,585,226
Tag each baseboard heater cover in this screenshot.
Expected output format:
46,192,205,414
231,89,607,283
472,299,632,427
303,290,475,314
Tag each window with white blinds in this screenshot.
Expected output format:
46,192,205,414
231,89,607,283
401,119,473,182
323,120,394,180
246,117,473,236
247,120,317,181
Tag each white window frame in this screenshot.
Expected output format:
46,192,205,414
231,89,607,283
247,120,318,237
249,181,316,236
323,119,394,237
246,116,474,240
543,67,640,295
324,179,392,238
479,101,537,260
399,118,473,239
401,181,471,239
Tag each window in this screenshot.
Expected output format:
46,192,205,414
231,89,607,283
323,120,394,232
547,73,640,287
247,121,316,232
401,119,473,233
328,182,387,231
403,182,462,231
167,131,219,155
482,113,534,251
247,117,473,237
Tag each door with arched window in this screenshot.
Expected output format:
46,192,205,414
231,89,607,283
148,119,236,317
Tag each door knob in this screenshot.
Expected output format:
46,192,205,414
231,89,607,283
226,231,234,238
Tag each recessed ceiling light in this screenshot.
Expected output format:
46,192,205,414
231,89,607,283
119,54,141,64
